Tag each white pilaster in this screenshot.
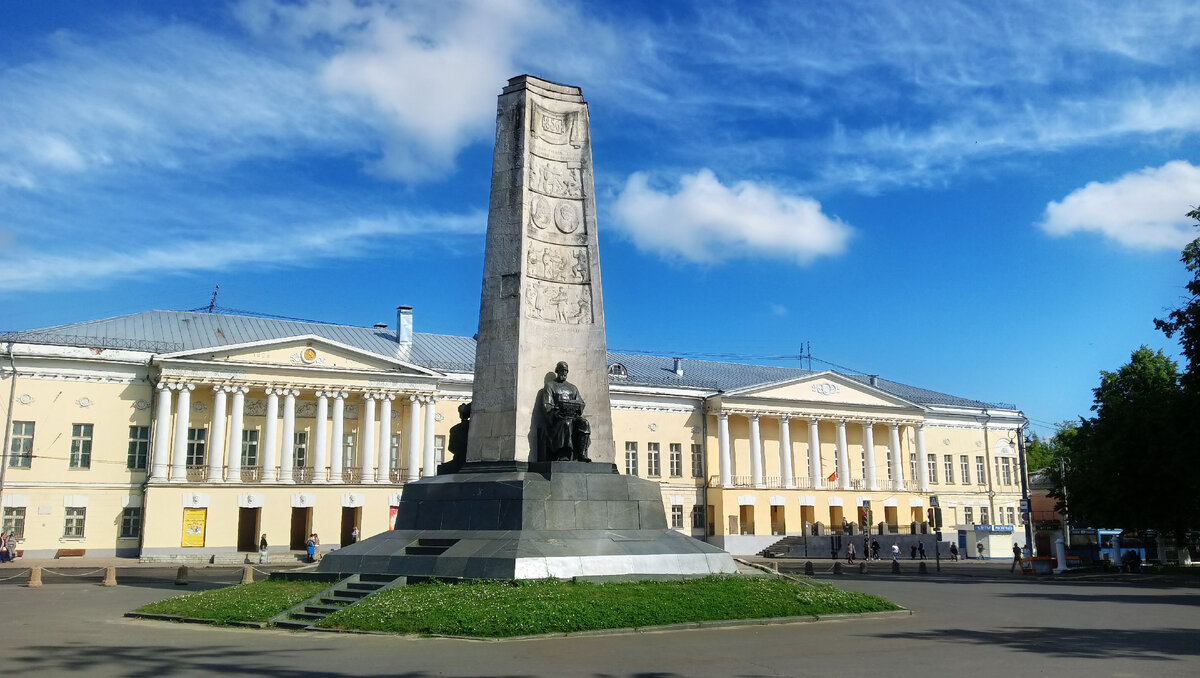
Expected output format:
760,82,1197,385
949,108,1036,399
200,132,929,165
863,421,878,491
717,412,731,487
226,386,246,484
151,384,173,482
889,423,904,491
407,395,422,482
207,386,228,482
915,423,930,493
835,419,850,490
422,396,437,478
779,416,795,489
748,414,764,488
170,383,193,483
261,388,279,483
360,394,377,484
377,395,394,484
313,391,329,483
330,392,345,483
279,389,298,484
808,418,822,489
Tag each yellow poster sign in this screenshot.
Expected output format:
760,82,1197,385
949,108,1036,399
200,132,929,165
182,508,207,547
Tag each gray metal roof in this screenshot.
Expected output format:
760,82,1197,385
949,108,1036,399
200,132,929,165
5,310,1011,410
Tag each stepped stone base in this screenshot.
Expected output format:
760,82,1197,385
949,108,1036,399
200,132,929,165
316,462,738,580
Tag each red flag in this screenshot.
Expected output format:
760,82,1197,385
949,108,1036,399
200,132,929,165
827,471,837,482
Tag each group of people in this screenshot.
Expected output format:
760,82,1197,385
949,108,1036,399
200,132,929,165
258,526,359,565
0,531,17,562
846,538,890,563
305,533,322,563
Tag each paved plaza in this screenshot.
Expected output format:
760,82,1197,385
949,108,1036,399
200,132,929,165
1,560,1198,677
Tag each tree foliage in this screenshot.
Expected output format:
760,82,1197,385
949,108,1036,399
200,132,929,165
1154,206,1200,391
1023,431,1054,472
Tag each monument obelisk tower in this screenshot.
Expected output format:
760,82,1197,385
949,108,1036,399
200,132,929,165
468,75,614,465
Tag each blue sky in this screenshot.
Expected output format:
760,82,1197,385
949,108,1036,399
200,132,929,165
3,1,1200,437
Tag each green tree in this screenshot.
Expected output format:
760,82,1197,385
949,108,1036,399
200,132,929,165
1154,206,1200,390
1023,431,1054,472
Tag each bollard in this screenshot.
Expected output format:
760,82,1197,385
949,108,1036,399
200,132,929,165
241,565,254,584
804,561,814,576
859,562,868,574
101,566,118,587
891,560,900,574
175,565,189,586
833,562,843,575
918,561,928,575
27,567,43,588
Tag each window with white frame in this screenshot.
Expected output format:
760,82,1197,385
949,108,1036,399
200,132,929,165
2,507,25,538
909,452,917,481
960,455,971,484
624,442,638,476
995,458,1002,487
343,434,357,468
691,443,704,478
390,434,401,472
186,428,207,467
670,505,684,529
886,454,893,482
963,506,973,524
8,421,34,468
669,443,682,477
127,426,150,470
980,506,990,524
120,507,142,539
1001,457,1013,485
70,423,93,469
63,507,86,538
241,430,259,467
860,448,867,478
944,455,954,484
976,456,986,484
927,454,938,483
1006,506,1015,525
435,435,446,463
294,431,308,468
647,442,661,477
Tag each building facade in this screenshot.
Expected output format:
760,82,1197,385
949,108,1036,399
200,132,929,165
1,310,1025,560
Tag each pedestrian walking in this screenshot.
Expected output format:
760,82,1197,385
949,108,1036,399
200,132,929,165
910,543,918,559
259,533,269,564
847,541,856,564
891,542,900,562
949,543,959,561
918,542,927,560
871,538,880,560
1010,542,1023,572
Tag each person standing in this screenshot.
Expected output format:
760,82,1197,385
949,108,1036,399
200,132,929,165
910,543,918,559
891,542,900,562
306,534,317,563
871,538,880,560
1011,542,1023,572
259,534,269,564
350,526,359,544
918,542,927,560
4,532,13,562
847,541,856,564
949,543,959,561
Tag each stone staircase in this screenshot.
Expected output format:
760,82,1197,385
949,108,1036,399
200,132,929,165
272,573,404,630
140,551,314,566
759,536,807,558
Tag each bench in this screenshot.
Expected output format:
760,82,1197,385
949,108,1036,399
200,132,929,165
55,548,86,558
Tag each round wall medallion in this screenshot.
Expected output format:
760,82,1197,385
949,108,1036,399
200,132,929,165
649,423,658,431
554,201,579,233
434,413,444,422
134,399,150,411
943,438,951,446
76,397,94,408
16,394,33,405
530,195,552,229
301,347,318,364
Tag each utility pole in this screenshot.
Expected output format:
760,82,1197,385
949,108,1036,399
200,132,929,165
1017,423,1033,555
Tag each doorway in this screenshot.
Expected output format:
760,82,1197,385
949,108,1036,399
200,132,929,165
237,507,260,552
341,506,362,546
829,506,845,533
738,505,755,535
289,507,312,550
770,506,786,535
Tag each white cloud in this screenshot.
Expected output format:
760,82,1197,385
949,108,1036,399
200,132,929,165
611,169,851,265
1040,161,1200,250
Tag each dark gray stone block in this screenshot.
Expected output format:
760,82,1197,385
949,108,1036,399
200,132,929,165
544,500,577,530
639,500,668,529
576,500,610,529
550,473,589,500
607,500,641,530
586,475,630,501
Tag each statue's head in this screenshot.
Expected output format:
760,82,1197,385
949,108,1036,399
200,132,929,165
458,402,471,420
554,361,569,381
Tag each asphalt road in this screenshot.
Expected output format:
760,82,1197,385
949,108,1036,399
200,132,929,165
2,570,1198,677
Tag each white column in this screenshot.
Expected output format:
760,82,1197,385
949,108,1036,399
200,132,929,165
407,395,423,482
151,383,173,482
835,419,850,490
207,386,228,482
422,396,437,478
717,412,731,487
313,391,329,483
360,394,377,483
170,383,193,483
779,416,795,489
279,389,298,484
330,392,345,483
863,422,878,491
227,386,246,484
889,423,904,491
808,418,823,489
748,414,764,488
377,395,393,484
261,388,279,483
915,423,930,492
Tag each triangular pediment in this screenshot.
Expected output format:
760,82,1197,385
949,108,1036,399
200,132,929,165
160,335,438,376
724,371,916,409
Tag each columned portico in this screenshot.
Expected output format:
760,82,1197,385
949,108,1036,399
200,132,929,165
748,414,764,488
808,418,822,489
226,386,247,484
261,388,280,483
207,386,228,483
717,411,731,487
407,396,423,482
313,391,329,483
889,423,904,491
279,389,298,484
422,395,437,478
778,416,795,489
835,419,850,490
862,422,878,490
151,384,172,482
361,394,377,484
377,395,394,484
915,423,930,492
169,383,193,483
330,391,346,483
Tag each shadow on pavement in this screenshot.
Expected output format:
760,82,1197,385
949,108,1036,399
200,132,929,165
872,626,1200,660
999,591,1200,608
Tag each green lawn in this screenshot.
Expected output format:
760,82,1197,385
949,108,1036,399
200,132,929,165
135,579,329,624
318,575,900,637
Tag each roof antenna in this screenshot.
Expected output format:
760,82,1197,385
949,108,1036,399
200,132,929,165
207,284,220,313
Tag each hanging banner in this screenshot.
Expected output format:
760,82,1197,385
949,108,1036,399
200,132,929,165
182,507,207,547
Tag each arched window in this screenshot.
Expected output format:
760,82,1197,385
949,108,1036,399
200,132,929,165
608,363,627,378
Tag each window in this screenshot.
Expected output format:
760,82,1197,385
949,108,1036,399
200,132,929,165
860,448,867,478
343,434,357,468
435,435,446,463
64,507,86,538
995,458,1002,487
979,506,990,525
669,443,682,477
976,456,986,484
960,455,971,485
927,454,938,484
390,434,401,471
2,507,25,539
692,505,706,529
886,454,894,482
120,507,142,539
1006,506,1015,525
1001,457,1013,485
186,428,207,467
241,430,259,467
294,432,308,468
691,444,704,478
670,505,684,529
647,443,661,477
608,363,627,378
8,421,34,467
70,424,94,469
964,506,973,524
624,442,638,476
908,452,917,482
944,455,954,484
127,426,150,470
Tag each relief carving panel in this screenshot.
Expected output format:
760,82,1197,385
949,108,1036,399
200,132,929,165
524,281,594,325
525,244,590,284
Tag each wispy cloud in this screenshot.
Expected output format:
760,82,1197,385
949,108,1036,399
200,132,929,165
611,169,851,265
1039,160,1200,251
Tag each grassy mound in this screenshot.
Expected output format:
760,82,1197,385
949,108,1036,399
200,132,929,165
319,575,899,637
135,579,328,624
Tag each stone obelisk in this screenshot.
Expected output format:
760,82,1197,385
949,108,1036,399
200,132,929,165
468,75,614,465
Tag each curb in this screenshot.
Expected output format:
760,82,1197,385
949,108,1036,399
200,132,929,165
123,611,267,629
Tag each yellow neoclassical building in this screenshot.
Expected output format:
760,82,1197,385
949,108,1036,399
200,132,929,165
0,308,1025,560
